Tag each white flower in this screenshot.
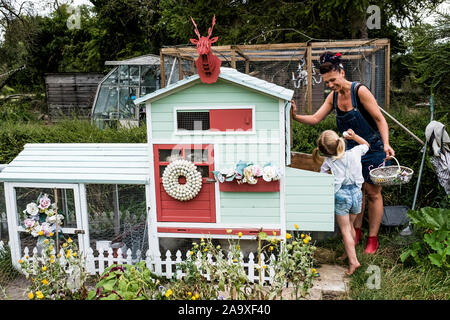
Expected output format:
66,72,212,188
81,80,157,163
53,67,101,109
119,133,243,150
46,214,64,224
30,224,42,237
262,166,277,182
40,222,53,236
24,202,39,216
38,194,52,210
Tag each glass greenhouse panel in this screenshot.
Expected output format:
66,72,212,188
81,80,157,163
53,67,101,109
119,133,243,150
103,68,118,85
119,87,136,119
93,85,118,119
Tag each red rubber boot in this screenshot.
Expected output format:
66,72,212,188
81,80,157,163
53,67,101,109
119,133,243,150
355,228,362,245
365,236,379,254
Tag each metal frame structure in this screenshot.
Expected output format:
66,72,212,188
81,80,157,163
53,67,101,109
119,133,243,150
160,39,391,112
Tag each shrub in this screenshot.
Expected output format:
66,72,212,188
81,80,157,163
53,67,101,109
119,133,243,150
19,237,89,300
87,262,166,300
400,207,449,270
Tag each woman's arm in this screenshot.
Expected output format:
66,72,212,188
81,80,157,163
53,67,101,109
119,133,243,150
291,92,334,125
357,86,395,158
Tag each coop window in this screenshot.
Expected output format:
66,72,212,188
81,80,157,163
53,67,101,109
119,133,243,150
177,111,210,131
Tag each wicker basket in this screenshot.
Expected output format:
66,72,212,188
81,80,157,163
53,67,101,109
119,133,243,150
369,157,414,186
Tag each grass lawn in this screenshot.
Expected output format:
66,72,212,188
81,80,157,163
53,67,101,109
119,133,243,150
318,227,450,300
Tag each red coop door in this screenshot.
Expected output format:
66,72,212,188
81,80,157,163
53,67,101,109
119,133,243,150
154,144,216,222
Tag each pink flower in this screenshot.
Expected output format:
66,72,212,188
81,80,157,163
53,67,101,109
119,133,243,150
24,218,36,229
38,194,51,210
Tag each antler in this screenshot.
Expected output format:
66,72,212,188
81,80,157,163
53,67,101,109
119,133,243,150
207,15,216,38
190,16,201,39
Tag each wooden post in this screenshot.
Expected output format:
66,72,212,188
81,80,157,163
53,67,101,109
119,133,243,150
231,49,236,69
160,51,166,88
178,56,183,80
385,40,390,111
306,43,313,114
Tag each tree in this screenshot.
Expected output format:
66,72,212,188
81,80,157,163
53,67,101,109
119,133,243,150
403,12,450,104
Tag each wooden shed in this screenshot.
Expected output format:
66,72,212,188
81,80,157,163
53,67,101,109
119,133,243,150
45,73,104,120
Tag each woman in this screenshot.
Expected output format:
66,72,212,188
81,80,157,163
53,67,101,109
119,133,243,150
291,51,395,254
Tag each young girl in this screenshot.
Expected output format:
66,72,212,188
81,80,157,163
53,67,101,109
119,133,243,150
313,129,369,275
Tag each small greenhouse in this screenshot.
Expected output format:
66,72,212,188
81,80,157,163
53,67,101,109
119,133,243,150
91,54,161,129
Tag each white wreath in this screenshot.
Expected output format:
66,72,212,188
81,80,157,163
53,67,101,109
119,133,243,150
162,159,203,201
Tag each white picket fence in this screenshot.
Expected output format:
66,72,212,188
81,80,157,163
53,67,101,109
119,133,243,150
0,241,277,284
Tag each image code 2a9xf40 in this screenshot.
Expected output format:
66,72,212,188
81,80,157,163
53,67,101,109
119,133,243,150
177,304,271,317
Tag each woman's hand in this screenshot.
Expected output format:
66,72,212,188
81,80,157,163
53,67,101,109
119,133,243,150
384,144,395,159
291,99,297,119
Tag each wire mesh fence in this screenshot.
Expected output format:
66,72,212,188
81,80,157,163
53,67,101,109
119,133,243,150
162,40,389,115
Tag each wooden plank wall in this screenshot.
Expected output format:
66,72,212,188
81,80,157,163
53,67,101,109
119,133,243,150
45,73,104,120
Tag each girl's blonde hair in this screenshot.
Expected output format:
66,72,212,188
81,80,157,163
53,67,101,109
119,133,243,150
312,130,345,163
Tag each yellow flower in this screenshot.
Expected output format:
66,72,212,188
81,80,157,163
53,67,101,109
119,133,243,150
62,243,68,248
49,232,54,237
66,249,71,258
38,231,44,236
49,245,53,251
303,238,310,244
18,259,23,264
36,291,44,299
165,289,173,297
301,234,305,238
272,231,277,236
195,293,199,299
192,296,196,300
311,268,317,274
226,229,232,234
187,292,192,296
42,266,47,271
189,251,194,256
203,248,208,252
28,292,34,299
73,251,77,257
42,279,48,285
67,237,73,243
269,246,274,251
262,265,267,269
286,233,292,240
238,232,243,238
294,224,299,229
44,239,49,244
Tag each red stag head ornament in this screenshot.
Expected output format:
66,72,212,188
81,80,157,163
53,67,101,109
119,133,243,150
190,15,221,84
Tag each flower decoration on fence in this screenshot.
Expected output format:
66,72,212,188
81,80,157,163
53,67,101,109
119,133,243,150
23,193,64,239
212,161,282,184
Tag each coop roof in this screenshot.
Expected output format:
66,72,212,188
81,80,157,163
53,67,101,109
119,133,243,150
0,144,150,184
134,67,294,105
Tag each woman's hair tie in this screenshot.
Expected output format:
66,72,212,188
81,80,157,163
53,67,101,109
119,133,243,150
319,51,344,74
